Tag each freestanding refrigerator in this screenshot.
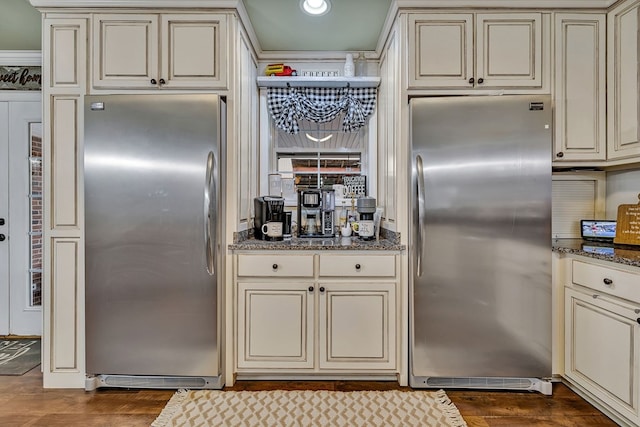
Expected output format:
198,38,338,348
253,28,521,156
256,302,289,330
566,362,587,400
409,95,553,395
84,94,224,390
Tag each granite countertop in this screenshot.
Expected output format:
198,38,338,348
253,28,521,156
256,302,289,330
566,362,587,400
229,236,405,251
552,239,640,268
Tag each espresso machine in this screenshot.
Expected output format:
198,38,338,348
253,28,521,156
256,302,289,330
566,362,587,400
254,196,285,241
297,189,335,238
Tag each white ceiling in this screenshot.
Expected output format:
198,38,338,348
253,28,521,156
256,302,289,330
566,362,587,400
242,0,392,52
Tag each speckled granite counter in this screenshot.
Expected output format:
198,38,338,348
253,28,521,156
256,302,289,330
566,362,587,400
553,239,640,267
229,236,405,251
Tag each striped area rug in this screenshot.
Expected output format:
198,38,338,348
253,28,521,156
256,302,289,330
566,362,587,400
152,389,467,427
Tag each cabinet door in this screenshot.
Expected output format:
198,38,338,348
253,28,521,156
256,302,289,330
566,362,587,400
476,13,542,88
565,287,640,423
408,13,473,88
92,14,159,89
160,14,227,89
607,0,640,160
319,282,396,370
554,14,606,162
237,282,314,369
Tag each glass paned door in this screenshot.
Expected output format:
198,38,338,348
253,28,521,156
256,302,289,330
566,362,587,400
1,99,42,336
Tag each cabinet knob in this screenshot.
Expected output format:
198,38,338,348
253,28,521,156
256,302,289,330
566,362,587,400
159,78,166,85
308,286,314,292
468,77,475,84
355,264,361,270
0,218,4,225
556,152,564,158
0,234,5,242
319,287,325,292
150,78,157,85
637,318,640,325
603,278,613,286
477,77,484,84
272,264,278,270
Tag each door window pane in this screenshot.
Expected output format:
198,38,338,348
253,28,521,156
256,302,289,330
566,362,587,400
29,123,42,307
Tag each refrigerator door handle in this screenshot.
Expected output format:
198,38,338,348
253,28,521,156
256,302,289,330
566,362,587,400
204,151,216,276
415,154,426,277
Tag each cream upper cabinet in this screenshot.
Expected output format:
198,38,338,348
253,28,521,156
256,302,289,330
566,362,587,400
553,13,606,162
92,13,227,89
408,12,544,90
607,0,640,161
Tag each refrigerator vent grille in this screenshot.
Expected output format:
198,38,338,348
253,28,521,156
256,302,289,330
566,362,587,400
100,375,207,389
425,377,533,390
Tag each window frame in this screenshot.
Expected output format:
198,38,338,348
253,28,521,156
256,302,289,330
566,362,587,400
267,114,375,207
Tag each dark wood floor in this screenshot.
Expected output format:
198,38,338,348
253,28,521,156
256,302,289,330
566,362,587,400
0,367,619,426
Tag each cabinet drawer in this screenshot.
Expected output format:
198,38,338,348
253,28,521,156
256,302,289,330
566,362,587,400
237,254,314,277
572,259,640,302
319,254,395,277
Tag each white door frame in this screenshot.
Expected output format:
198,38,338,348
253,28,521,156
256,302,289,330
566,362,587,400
0,101,8,335
0,51,42,336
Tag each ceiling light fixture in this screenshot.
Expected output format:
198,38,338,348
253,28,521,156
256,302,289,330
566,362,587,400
305,133,333,142
300,0,330,16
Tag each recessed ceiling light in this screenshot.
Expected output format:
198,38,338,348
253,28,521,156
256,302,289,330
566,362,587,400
300,0,330,16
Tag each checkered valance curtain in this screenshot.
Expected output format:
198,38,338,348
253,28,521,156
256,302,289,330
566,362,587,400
267,87,377,134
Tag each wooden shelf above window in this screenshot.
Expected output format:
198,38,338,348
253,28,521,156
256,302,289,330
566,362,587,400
256,76,380,89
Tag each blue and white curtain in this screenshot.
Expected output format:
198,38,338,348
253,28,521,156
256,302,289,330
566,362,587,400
267,86,377,134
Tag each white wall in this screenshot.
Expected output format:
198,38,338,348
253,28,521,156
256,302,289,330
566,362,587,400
606,168,640,218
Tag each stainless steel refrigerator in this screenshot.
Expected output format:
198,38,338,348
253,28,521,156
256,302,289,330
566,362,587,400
410,95,553,395
84,94,224,390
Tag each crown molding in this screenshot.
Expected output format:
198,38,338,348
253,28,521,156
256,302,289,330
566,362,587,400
0,51,42,65
28,0,241,8
393,0,617,7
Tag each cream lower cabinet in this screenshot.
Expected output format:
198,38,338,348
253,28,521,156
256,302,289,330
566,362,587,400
92,13,228,89
319,282,395,370
236,252,398,375
237,281,314,369
564,258,640,426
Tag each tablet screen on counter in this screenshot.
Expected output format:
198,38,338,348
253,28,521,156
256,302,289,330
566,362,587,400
580,220,616,242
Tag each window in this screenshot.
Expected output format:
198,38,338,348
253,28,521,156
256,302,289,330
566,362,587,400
272,114,368,204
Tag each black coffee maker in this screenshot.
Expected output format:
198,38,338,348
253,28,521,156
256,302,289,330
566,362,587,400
254,196,285,241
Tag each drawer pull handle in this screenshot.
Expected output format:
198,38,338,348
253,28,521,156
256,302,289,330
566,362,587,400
603,278,613,286
319,287,325,293
308,286,314,292
272,264,278,270
355,264,361,270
